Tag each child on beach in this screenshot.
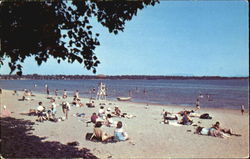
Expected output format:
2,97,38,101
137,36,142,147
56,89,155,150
49,98,57,119
114,121,129,141
62,101,70,119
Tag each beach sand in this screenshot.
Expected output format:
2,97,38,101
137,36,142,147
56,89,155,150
0,89,249,158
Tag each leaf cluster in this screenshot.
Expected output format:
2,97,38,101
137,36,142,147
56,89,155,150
0,0,159,75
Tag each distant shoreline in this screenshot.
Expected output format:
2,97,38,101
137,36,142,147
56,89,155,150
0,74,249,80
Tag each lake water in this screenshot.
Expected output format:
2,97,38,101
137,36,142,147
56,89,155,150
0,79,248,110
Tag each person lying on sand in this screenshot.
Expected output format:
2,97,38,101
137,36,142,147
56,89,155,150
20,95,34,101
195,126,230,138
90,121,112,142
162,111,178,124
177,110,195,116
212,121,241,136
112,106,121,117
111,107,135,119
114,121,130,141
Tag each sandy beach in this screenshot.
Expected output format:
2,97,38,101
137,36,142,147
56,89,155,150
0,89,249,158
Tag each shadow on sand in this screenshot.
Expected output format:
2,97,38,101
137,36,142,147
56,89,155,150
0,117,98,158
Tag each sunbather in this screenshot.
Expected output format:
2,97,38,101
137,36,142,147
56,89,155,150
195,126,230,138
179,111,193,125
114,121,129,141
212,121,241,136
91,121,112,142
162,111,178,124
113,106,121,117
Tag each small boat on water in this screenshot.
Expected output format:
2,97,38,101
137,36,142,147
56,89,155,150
117,97,132,101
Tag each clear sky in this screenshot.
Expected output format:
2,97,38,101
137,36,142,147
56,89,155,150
1,0,249,76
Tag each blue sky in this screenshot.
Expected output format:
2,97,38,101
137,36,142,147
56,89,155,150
1,0,249,76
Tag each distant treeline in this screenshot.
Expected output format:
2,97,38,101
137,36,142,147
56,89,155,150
0,74,248,80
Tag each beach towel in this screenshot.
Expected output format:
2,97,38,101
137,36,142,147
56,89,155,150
168,121,182,127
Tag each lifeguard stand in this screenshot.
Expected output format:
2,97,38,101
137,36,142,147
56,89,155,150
96,82,106,101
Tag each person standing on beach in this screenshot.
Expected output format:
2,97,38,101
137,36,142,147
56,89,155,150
45,84,48,93
55,89,58,96
75,90,79,99
50,98,57,119
62,101,70,119
46,87,50,97
241,105,245,115
63,89,67,99
195,98,200,111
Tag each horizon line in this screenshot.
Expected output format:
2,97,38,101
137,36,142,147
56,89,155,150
0,74,249,78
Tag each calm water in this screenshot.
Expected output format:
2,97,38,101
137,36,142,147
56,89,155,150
0,79,248,110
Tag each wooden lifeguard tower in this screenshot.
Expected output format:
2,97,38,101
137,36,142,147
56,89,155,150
96,82,106,101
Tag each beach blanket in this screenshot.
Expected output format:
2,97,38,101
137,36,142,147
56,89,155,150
168,121,182,127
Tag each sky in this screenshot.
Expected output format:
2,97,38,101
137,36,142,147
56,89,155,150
0,0,249,76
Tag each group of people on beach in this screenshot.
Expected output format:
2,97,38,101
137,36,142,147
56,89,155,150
87,105,133,142
35,98,70,122
162,108,241,138
1,88,245,144
15,87,133,142
195,121,241,138
89,120,130,142
160,93,243,139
